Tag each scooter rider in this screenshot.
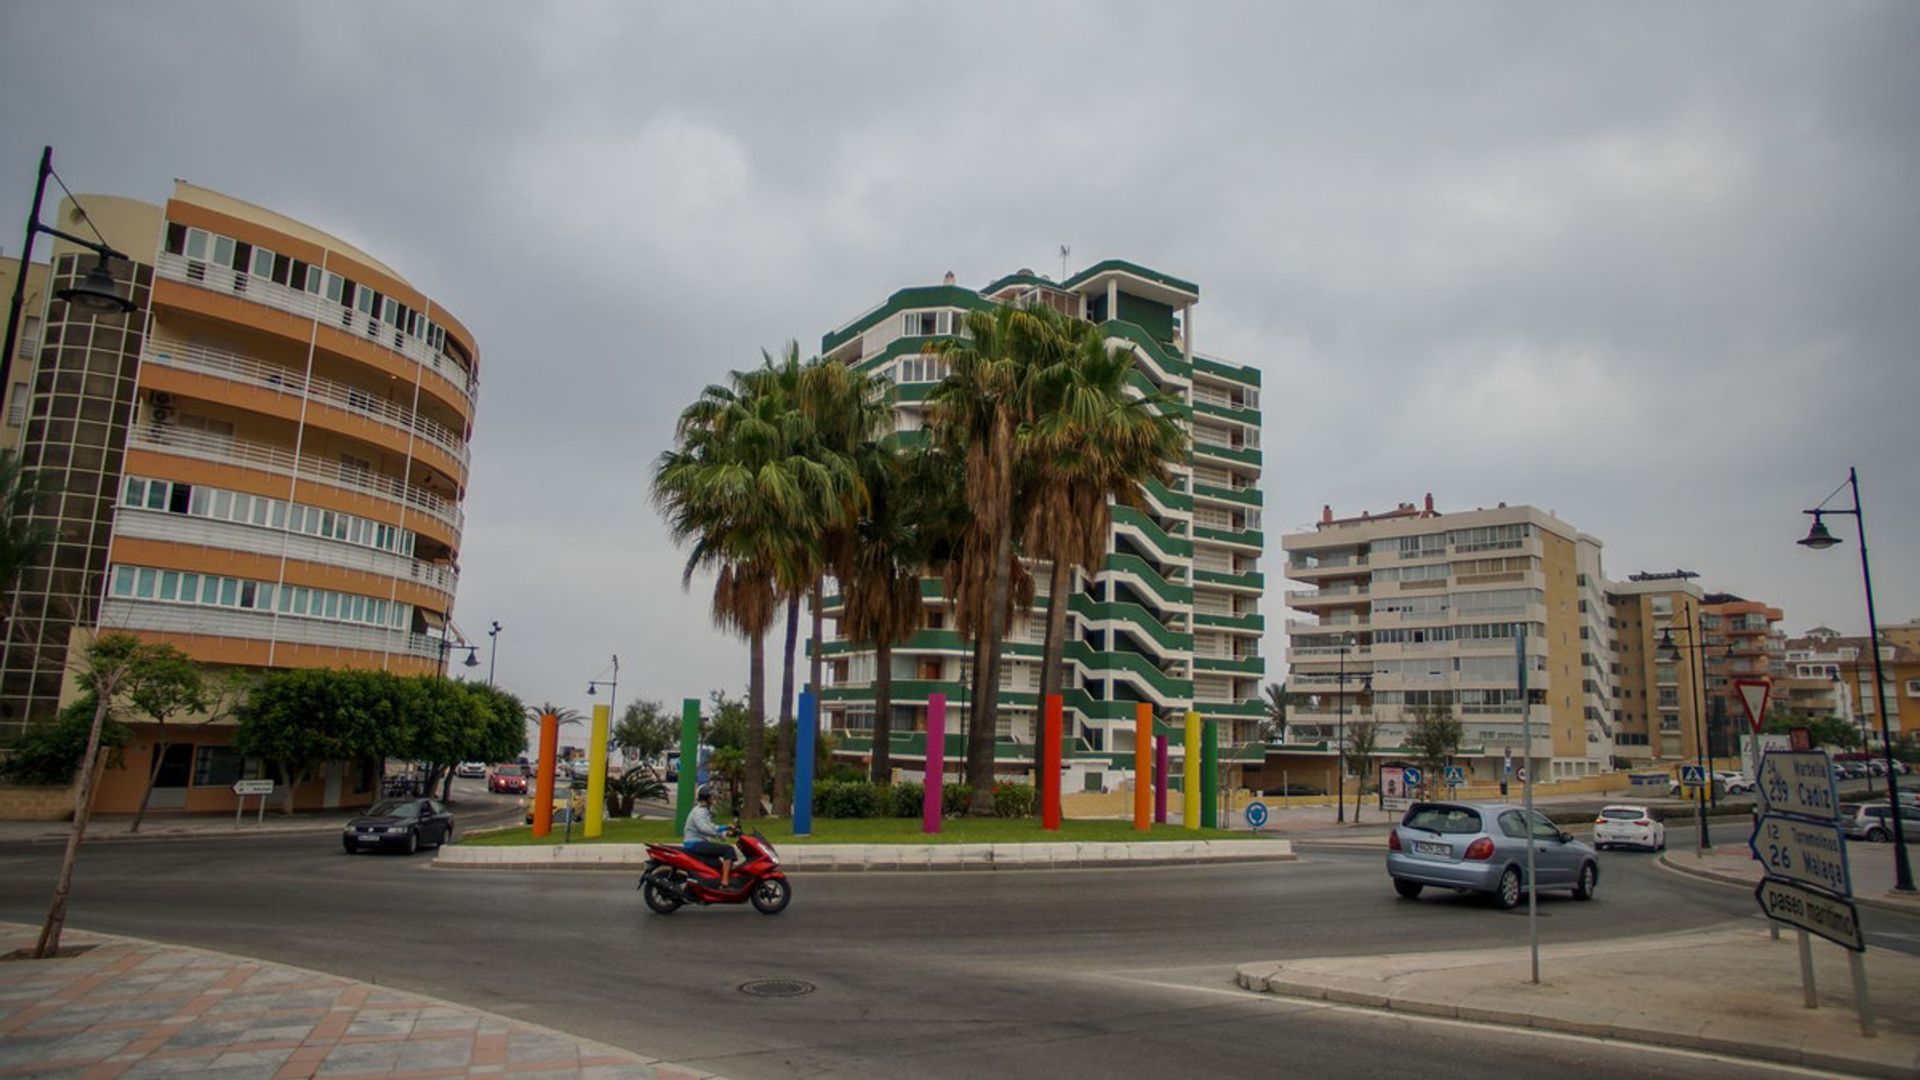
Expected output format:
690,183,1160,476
683,785,737,888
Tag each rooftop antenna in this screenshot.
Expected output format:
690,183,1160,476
1059,244,1070,281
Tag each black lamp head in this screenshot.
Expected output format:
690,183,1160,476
1798,512,1840,550
56,254,134,315
463,648,480,668
1656,628,1680,662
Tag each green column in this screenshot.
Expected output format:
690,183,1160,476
1200,720,1219,829
675,697,700,833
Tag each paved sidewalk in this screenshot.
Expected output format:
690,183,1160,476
1660,844,1920,916
0,921,708,1079
1238,924,1920,1078
437,837,1295,871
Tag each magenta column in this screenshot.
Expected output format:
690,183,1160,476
1154,734,1169,824
923,693,946,834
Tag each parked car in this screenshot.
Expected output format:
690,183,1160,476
1839,802,1920,843
1261,783,1326,797
1387,801,1599,909
524,788,587,825
1714,771,1753,795
1841,762,1871,781
488,764,528,794
343,798,454,854
1592,804,1665,852
455,761,487,779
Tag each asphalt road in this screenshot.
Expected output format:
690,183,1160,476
5,816,1915,1079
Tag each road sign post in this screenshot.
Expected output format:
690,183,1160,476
1750,747,1872,1034
232,779,274,827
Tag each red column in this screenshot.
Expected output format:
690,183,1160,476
532,711,559,838
1043,693,1063,830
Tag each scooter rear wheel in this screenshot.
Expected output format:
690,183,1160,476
749,877,791,915
641,873,683,915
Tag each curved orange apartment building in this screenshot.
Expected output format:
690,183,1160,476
1,182,476,813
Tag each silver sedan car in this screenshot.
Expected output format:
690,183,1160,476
1388,801,1600,909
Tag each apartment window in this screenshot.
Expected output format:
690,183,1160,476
6,382,25,426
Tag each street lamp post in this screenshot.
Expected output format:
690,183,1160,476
1800,466,1913,893
1335,633,1350,823
586,653,620,725
3,146,137,400
486,621,502,686
1658,603,1716,850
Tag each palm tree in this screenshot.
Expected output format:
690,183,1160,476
1261,682,1289,745
1024,321,1186,710
0,447,56,632
654,357,860,821
925,303,1060,813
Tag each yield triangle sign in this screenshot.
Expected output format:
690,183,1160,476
1735,679,1771,733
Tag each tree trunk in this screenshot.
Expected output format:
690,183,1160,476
809,582,824,702
129,737,170,835
442,765,454,802
743,628,766,821
1353,773,1364,823
774,595,800,816
35,690,114,958
968,527,1014,816
871,637,894,783
1036,558,1072,710
278,763,299,815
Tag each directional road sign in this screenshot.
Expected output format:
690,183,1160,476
1245,801,1269,828
231,779,274,795
1736,679,1772,734
1680,764,1706,788
1444,765,1466,786
1750,814,1851,897
1402,766,1423,789
1757,750,1839,822
1755,877,1864,952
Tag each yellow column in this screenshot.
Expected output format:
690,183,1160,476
1183,710,1201,830
584,703,610,838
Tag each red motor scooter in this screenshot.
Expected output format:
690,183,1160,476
639,827,791,915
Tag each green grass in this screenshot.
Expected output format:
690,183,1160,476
458,815,1265,847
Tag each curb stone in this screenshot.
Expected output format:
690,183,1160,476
434,838,1295,871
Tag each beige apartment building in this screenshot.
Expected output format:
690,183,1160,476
1280,498,1613,785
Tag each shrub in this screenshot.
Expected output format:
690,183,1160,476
890,781,925,817
991,781,1037,818
0,697,131,786
813,779,885,818
941,781,973,817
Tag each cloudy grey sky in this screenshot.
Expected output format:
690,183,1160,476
3,1,1916,725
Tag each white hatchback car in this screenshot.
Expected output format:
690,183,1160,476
1592,804,1665,851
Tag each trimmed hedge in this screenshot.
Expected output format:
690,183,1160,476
809,779,982,818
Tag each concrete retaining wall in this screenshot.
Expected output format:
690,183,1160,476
0,784,76,821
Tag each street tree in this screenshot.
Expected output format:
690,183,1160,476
612,699,677,773
1345,718,1380,823
235,669,404,815
1763,712,1863,751
1260,682,1289,745
1405,703,1463,798
36,634,195,957
124,662,244,833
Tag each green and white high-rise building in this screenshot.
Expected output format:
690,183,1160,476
815,260,1264,788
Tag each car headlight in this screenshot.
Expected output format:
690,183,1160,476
385,825,408,834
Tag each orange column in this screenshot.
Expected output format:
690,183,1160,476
532,711,559,838
1134,703,1152,831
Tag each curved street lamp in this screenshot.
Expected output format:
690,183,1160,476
1657,604,1718,851
3,146,137,403
1799,467,1912,893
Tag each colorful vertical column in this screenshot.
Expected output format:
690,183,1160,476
1200,719,1219,829
924,693,946,834
795,690,817,835
1042,694,1063,831
675,697,700,834
1133,703,1153,831
1154,734,1168,824
532,711,559,839
584,703,609,838
1182,710,1201,830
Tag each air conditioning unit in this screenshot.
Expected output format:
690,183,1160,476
151,407,173,423
150,391,173,406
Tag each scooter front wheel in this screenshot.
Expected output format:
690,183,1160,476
749,877,791,915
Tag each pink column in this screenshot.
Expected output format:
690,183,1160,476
1042,694,1063,830
1154,734,1169,824
923,693,945,834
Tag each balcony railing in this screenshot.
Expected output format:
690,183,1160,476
155,252,477,405
145,338,469,468
129,424,462,532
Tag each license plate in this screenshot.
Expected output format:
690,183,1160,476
1414,841,1451,856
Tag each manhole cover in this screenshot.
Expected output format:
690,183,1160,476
739,979,814,998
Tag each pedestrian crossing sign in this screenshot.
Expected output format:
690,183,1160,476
1680,764,1706,787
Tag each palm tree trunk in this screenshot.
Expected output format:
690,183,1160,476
774,595,800,816
871,637,894,783
968,527,1014,816
129,737,169,834
1036,559,1072,707
744,628,766,822
809,582,824,701
35,690,113,958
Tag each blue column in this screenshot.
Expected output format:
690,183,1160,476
795,689,817,835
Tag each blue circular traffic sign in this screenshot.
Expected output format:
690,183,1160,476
1403,767,1423,787
1245,801,1269,828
